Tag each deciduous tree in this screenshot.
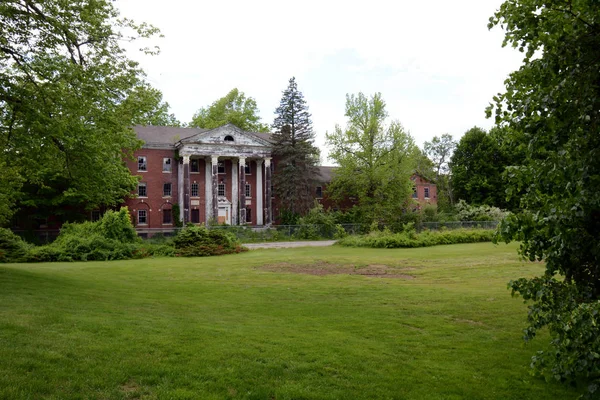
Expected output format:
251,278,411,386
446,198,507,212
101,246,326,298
490,1,600,395
424,133,456,210
0,0,162,226
326,93,418,225
189,88,268,132
271,77,320,220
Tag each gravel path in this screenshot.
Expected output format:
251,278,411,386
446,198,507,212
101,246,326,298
244,240,337,249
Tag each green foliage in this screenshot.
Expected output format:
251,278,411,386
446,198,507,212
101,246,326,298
337,229,494,249
0,228,30,263
0,0,162,224
124,84,181,127
96,208,138,243
189,88,269,132
272,77,320,217
454,200,507,222
450,127,516,209
325,92,418,225
173,225,247,257
295,202,347,240
424,133,457,209
171,204,183,227
25,208,140,262
489,1,600,394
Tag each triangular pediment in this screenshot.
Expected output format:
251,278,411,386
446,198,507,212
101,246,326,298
179,123,272,147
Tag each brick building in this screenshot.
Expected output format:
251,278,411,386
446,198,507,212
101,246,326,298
125,124,437,234
125,124,275,233
313,166,437,211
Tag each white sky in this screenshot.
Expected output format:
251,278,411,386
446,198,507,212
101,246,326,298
117,0,523,165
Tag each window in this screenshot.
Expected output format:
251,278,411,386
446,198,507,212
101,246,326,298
138,156,147,171
162,209,172,224
138,182,147,197
91,210,101,222
245,183,251,198
138,210,147,225
190,159,199,173
163,183,172,197
412,187,418,198
218,183,225,196
316,186,323,198
271,184,275,198
424,187,430,199
191,182,199,197
191,209,200,223
163,158,172,172
218,162,225,174
246,207,252,223
224,135,234,142
245,163,251,175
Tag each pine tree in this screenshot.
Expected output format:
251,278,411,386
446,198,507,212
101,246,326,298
271,77,320,221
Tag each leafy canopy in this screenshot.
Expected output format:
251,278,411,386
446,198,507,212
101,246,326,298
326,92,418,225
0,0,165,226
189,88,268,132
490,0,600,395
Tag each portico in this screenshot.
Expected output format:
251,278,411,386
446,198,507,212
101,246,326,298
176,124,273,226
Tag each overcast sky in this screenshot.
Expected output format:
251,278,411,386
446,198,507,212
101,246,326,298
118,0,522,165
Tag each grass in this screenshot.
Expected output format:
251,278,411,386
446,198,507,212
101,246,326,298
0,243,580,399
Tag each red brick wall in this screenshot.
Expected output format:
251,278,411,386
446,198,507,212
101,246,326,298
124,148,178,229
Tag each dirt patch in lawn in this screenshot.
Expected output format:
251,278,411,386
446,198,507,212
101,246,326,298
260,262,415,279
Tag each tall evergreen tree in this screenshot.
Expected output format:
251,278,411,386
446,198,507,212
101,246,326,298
271,77,320,221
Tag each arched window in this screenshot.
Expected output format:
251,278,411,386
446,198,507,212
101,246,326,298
224,135,234,142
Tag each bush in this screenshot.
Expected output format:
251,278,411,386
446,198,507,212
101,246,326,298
24,207,141,262
454,200,507,222
336,228,494,249
295,202,347,240
0,228,30,263
173,225,247,257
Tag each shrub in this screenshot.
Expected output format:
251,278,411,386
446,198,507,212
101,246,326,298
336,228,494,249
0,228,30,263
24,207,141,262
454,200,507,222
173,225,247,257
295,202,347,240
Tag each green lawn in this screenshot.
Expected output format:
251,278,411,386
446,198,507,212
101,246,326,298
0,243,579,399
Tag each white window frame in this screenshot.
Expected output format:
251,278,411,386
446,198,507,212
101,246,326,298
218,183,225,197
191,182,199,197
245,183,251,198
424,187,430,199
138,156,147,172
138,182,147,198
138,209,147,225
163,157,172,172
218,162,225,174
163,182,172,197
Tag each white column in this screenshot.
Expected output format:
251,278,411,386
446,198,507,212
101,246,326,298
232,159,238,225
256,159,263,225
178,155,186,222
204,157,211,225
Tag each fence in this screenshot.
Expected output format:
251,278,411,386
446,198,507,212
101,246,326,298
13,221,500,245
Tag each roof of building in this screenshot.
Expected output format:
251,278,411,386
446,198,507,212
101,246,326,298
317,166,336,182
133,124,274,146
133,125,207,145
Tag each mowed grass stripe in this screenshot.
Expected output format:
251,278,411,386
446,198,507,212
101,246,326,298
0,243,578,399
